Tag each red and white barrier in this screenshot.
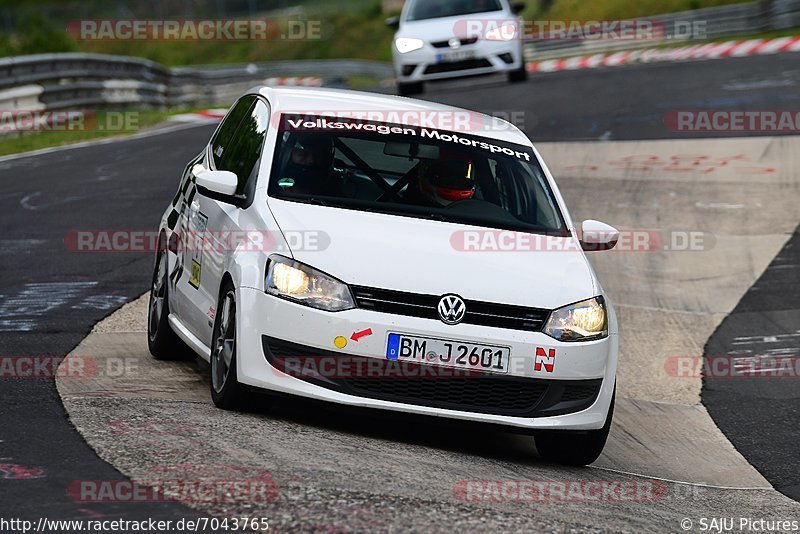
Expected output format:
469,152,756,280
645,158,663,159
264,77,323,87
527,36,800,74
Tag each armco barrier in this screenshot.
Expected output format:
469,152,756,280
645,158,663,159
0,53,393,112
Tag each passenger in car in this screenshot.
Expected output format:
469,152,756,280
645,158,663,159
279,134,341,196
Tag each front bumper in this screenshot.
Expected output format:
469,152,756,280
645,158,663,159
393,40,524,83
236,287,618,430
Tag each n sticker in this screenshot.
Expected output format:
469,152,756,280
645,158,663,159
189,260,201,288
534,348,556,373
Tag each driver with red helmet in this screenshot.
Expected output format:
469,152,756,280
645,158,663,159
408,157,476,207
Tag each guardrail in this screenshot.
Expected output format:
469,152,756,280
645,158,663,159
0,0,797,112
0,53,394,112
525,0,800,60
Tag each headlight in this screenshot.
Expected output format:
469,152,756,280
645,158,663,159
396,37,424,53
543,296,608,342
265,255,355,312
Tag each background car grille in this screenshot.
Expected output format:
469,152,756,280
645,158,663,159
431,37,479,48
424,58,492,74
263,337,602,418
340,373,549,416
351,286,550,331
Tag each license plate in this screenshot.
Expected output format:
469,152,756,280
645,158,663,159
435,50,475,63
386,333,510,374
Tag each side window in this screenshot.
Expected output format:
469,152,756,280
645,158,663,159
210,96,255,169
217,99,271,196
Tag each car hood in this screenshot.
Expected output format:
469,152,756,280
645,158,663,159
266,199,597,310
398,11,512,42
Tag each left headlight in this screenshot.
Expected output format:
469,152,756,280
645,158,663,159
543,296,608,342
396,37,424,53
265,255,355,312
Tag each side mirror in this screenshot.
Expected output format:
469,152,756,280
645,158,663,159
385,16,400,30
195,169,238,196
511,2,525,14
579,220,619,251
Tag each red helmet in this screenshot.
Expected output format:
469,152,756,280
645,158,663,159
419,158,476,206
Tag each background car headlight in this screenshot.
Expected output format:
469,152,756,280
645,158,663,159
266,255,355,312
544,296,608,342
395,37,424,53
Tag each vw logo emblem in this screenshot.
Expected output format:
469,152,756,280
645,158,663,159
438,294,466,325
448,38,461,49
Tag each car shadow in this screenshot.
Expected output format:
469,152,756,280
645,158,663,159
190,356,594,471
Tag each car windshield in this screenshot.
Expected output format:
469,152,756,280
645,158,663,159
267,114,567,234
406,0,503,21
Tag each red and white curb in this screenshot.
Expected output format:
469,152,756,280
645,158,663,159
264,77,323,87
527,36,800,74
169,77,324,123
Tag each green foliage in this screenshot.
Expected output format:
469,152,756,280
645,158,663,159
2,11,76,55
525,0,753,19
53,3,393,65
0,0,779,65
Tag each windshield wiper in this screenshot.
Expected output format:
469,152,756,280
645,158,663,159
423,211,450,222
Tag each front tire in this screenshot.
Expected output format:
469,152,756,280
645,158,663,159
148,247,193,361
508,63,528,83
534,388,615,466
210,282,248,410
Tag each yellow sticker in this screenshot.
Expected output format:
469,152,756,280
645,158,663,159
189,260,201,288
333,336,347,349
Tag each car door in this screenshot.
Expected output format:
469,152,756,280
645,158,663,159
176,96,271,346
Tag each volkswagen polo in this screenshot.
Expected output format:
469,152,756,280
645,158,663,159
147,87,619,465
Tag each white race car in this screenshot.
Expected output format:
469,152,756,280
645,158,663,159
387,0,528,95
148,87,619,465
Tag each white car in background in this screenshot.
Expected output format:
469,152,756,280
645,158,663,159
387,0,528,95
147,87,619,465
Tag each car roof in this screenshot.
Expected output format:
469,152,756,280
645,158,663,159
254,86,531,147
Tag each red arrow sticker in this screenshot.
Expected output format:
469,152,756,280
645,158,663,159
350,328,373,342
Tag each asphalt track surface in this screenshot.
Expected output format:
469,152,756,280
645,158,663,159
413,53,800,502
416,54,800,141
0,125,217,523
0,53,798,528
703,224,800,502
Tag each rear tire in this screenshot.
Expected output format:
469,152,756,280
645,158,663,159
397,81,424,96
147,246,194,361
534,388,615,466
210,281,249,410
508,64,528,83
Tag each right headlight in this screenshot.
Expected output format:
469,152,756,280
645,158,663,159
396,37,424,53
265,255,355,312
543,296,608,342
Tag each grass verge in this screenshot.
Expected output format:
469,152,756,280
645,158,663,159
0,108,206,157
